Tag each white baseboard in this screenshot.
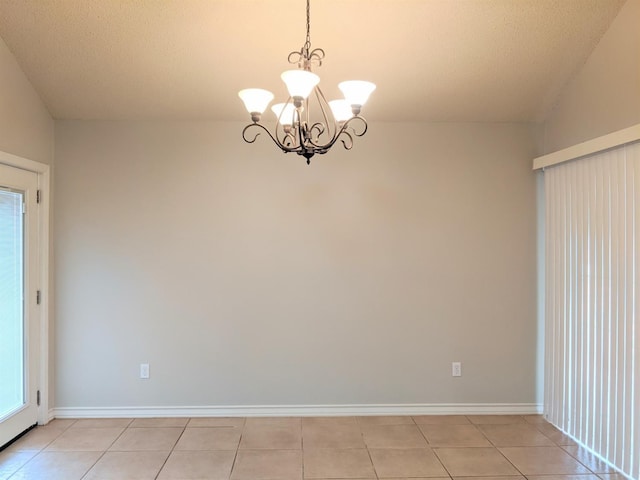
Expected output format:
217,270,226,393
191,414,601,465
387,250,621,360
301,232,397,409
52,403,542,419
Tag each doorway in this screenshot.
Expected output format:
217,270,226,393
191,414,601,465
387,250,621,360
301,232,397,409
0,161,43,447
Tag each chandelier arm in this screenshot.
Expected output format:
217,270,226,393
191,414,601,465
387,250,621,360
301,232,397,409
273,98,301,148
241,123,264,144
315,86,336,141
308,122,326,142
272,123,287,145
297,117,310,153
242,123,301,154
339,130,355,150
303,123,345,152
274,126,290,147
309,115,368,152
274,96,295,126
301,86,337,149
282,132,298,148
342,115,369,137
303,96,311,130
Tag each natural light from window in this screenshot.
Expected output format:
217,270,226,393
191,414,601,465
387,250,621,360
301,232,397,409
0,189,24,420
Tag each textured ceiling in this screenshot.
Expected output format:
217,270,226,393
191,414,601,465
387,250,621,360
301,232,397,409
0,0,626,122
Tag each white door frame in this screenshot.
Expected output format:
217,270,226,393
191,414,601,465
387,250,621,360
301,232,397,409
0,150,50,425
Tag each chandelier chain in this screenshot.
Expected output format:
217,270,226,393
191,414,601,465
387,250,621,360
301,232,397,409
304,0,311,55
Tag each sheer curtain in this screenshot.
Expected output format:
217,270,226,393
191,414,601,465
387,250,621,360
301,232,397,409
544,140,639,478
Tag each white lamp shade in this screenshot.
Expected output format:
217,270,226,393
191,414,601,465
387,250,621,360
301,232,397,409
238,88,274,114
271,102,298,125
338,80,376,106
281,70,320,99
329,99,353,122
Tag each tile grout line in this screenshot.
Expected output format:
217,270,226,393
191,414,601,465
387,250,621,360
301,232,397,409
363,444,380,480
79,420,133,480
430,448,455,480
3,423,72,479
473,420,494,446
480,419,529,478
416,415,455,479
227,421,245,480
158,421,192,479
355,422,378,480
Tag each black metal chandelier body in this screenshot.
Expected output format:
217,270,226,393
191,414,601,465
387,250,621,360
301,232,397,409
238,0,376,165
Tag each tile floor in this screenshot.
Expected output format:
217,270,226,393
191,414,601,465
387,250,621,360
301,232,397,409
0,414,626,480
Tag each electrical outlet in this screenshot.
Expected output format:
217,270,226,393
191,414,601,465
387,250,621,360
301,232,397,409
140,363,150,379
452,362,462,377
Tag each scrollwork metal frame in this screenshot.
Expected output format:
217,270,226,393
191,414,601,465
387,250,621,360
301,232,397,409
240,0,370,165
241,93,369,165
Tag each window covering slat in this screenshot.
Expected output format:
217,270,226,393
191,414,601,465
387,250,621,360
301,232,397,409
544,141,639,479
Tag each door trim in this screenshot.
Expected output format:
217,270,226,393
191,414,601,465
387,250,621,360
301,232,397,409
0,150,50,426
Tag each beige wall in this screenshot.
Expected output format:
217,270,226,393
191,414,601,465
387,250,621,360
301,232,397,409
54,120,538,408
543,0,640,153
0,36,55,412
0,37,53,164
3,0,635,414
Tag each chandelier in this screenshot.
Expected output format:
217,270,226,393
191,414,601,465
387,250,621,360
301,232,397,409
238,0,376,165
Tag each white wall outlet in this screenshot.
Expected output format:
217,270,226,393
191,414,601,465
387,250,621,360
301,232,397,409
140,363,150,379
452,362,462,377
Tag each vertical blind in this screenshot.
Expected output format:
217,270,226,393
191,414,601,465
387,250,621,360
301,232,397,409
544,140,639,478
